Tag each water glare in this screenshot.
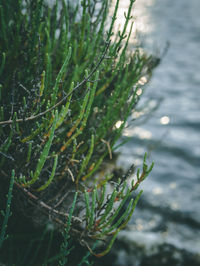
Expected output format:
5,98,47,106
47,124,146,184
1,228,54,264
160,116,170,125
123,126,152,139
136,88,142,96
153,187,163,195
115,120,123,129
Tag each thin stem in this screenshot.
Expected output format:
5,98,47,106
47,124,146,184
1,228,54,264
0,41,110,126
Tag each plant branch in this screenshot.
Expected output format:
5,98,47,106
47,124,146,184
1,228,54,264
0,41,110,126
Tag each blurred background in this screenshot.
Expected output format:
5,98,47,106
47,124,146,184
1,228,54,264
107,0,200,265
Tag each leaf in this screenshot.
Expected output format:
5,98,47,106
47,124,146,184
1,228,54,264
37,155,58,191
24,110,58,187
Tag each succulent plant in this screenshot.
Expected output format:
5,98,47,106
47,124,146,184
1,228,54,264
0,0,154,263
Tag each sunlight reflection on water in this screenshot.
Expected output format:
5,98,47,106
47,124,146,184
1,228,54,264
123,126,152,139
111,0,200,261
110,0,155,39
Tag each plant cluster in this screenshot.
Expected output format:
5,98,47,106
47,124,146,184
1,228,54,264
0,0,155,263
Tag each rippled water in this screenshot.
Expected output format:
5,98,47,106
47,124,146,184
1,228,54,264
113,0,200,263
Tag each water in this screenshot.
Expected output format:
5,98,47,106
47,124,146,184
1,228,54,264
112,0,200,264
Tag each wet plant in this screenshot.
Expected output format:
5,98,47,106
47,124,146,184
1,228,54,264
0,0,155,264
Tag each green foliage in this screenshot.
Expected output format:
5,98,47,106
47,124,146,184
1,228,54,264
59,192,78,265
0,170,14,249
0,0,155,264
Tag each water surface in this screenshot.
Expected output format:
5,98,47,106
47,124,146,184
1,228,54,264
114,0,200,262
